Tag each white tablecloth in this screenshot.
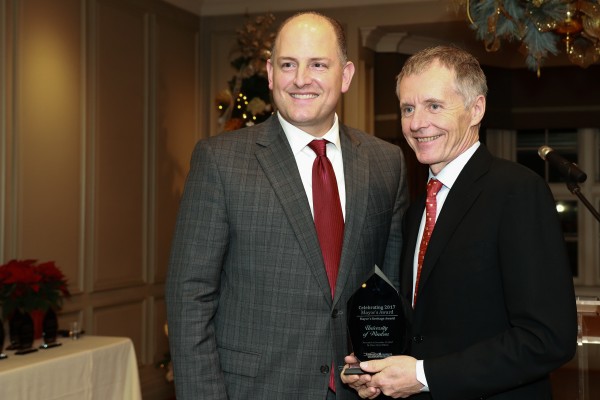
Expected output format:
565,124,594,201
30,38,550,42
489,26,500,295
0,335,142,400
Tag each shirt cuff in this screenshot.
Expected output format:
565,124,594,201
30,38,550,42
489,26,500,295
416,360,430,392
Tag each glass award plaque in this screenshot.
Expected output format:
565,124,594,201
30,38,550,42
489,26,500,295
40,309,62,349
345,265,407,374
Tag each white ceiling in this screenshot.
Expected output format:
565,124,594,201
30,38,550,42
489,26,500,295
162,0,414,16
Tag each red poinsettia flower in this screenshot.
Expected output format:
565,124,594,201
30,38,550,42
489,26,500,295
0,259,70,318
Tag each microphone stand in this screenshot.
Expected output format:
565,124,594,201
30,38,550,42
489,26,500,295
566,181,600,223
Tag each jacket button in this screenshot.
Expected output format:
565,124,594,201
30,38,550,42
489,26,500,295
320,365,330,374
413,335,424,343
332,309,339,318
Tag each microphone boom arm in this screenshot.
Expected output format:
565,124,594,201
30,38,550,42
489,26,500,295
566,181,600,223
538,145,600,223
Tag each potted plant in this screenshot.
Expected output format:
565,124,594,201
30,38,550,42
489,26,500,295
0,259,70,348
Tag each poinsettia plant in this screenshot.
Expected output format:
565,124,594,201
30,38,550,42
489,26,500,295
0,259,70,318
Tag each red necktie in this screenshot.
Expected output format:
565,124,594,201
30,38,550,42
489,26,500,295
309,140,344,297
413,178,443,306
308,139,344,393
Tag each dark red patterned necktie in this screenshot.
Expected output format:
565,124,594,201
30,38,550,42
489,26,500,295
308,139,344,393
308,140,344,297
413,178,443,307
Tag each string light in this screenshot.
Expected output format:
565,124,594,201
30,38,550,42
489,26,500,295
215,14,276,131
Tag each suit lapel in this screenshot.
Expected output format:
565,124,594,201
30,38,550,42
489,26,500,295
334,126,369,304
254,117,333,302
414,146,492,300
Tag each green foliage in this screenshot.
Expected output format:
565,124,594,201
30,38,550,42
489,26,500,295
467,0,568,71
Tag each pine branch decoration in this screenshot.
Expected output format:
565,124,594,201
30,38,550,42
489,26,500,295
464,0,569,71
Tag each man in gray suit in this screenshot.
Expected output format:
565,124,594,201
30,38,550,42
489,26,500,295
166,11,408,400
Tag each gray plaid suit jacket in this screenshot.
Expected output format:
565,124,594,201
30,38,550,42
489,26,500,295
166,115,408,400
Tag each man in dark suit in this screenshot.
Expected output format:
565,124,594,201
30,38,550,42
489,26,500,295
341,46,577,399
165,11,408,400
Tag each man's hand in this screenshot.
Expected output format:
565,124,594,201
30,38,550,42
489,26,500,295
359,356,423,398
341,354,424,399
341,354,381,399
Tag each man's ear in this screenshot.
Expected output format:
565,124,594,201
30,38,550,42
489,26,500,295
470,94,486,126
267,59,274,90
341,61,355,94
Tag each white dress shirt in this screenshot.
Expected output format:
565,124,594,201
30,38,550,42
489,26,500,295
277,112,346,220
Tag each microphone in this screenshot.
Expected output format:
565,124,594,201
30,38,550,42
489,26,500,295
538,146,587,183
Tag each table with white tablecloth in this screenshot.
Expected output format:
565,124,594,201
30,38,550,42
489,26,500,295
0,335,142,400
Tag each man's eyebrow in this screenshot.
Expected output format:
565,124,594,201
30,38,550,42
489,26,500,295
274,56,298,62
275,56,331,62
399,97,445,108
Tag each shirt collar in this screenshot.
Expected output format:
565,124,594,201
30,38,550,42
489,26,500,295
277,112,341,154
430,141,480,189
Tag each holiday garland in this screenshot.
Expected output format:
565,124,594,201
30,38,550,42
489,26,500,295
457,0,600,72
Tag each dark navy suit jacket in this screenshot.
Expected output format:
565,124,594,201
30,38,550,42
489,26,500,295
401,145,577,400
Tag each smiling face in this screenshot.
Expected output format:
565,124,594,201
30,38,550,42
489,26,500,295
267,14,355,137
398,60,485,175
